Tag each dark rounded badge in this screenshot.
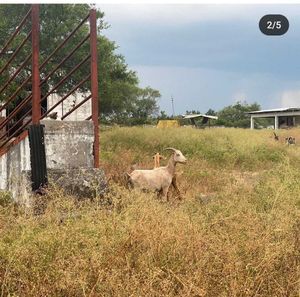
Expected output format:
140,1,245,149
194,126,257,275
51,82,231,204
259,14,289,36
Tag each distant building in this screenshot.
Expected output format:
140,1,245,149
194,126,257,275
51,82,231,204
157,120,179,128
182,114,218,128
247,107,300,129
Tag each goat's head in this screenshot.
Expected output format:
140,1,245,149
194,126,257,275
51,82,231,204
152,152,164,160
285,136,296,145
164,148,187,164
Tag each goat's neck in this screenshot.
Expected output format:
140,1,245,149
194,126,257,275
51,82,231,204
166,155,176,175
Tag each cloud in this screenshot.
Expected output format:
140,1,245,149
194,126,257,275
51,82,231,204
99,4,300,77
280,90,300,107
132,64,284,114
96,4,300,114
99,4,300,26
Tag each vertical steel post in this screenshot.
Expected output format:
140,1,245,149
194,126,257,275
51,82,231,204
274,115,279,130
31,4,41,124
250,116,254,129
90,9,99,168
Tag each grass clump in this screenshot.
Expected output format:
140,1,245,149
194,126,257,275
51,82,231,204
0,127,299,296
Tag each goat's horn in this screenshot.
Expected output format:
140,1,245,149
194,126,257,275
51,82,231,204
163,147,176,152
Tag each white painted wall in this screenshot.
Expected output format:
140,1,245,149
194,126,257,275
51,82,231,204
47,93,91,121
0,137,31,205
0,120,94,203
42,120,94,169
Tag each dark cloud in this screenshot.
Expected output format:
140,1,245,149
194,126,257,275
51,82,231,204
100,4,300,114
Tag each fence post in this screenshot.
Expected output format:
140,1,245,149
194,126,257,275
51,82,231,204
31,4,41,124
90,9,99,168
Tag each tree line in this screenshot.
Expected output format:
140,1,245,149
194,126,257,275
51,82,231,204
0,4,161,125
168,102,260,128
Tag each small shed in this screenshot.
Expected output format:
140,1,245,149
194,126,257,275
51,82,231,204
157,120,180,128
182,114,218,128
247,107,300,129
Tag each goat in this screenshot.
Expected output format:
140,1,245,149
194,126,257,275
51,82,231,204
285,136,296,145
128,148,187,200
153,152,165,168
153,152,182,199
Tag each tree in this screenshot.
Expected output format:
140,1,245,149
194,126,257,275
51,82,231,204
0,4,160,124
185,110,201,115
158,110,168,120
206,108,217,116
216,101,260,128
0,4,98,102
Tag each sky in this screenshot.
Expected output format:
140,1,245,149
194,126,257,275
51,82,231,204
97,4,300,115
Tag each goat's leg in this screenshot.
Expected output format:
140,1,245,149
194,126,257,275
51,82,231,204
157,188,163,199
171,174,182,200
162,186,170,202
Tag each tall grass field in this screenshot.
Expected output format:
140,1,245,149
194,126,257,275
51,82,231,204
0,127,299,296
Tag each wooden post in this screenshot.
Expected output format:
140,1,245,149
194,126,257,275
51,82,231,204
31,4,41,124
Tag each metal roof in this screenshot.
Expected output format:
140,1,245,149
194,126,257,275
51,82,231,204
182,114,218,120
247,107,300,114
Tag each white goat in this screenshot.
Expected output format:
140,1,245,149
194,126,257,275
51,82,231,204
152,152,165,168
128,148,187,200
153,152,182,199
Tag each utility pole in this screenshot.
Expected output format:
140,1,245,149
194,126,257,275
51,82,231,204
171,95,175,118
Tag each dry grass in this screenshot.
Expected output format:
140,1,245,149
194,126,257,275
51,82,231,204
0,127,299,296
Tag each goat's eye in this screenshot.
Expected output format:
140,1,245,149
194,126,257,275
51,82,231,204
176,153,180,156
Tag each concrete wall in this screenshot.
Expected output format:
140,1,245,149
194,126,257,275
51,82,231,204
0,136,31,205
47,93,91,121
0,120,95,203
42,120,94,169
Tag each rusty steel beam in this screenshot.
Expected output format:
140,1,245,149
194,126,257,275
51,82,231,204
0,76,32,114
0,31,32,77
40,35,90,86
40,13,90,70
0,94,32,131
61,94,92,120
0,110,31,142
0,117,32,148
90,9,99,168
41,74,91,119
0,53,32,97
31,4,41,124
0,8,32,56
0,130,28,157
39,55,90,103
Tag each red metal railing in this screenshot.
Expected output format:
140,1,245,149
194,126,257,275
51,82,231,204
0,4,100,168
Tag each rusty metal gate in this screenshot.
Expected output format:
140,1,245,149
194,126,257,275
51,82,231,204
0,4,100,168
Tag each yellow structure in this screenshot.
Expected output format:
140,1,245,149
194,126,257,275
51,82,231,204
157,120,180,128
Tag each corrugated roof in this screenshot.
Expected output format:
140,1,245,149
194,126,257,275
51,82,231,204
247,107,300,114
183,114,218,120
